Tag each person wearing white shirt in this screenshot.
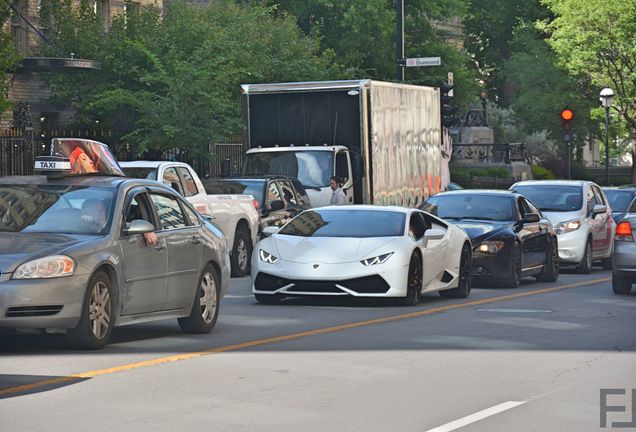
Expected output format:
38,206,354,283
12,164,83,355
330,176,347,205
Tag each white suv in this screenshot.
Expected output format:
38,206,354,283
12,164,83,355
511,180,615,273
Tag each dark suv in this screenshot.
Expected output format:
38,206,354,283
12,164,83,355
202,176,311,232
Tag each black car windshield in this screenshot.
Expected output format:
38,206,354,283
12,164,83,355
603,190,634,212
122,167,157,180
424,194,515,222
514,185,582,212
0,185,115,235
278,209,405,237
202,180,264,204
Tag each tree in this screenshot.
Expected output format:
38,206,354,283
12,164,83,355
541,0,636,181
1,0,19,114
40,0,340,157
503,25,596,163
463,0,548,105
265,0,479,110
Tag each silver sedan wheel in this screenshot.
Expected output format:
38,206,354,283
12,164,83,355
237,238,248,271
89,281,111,340
199,272,217,324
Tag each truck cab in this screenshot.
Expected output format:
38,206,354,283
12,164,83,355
244,145,356,208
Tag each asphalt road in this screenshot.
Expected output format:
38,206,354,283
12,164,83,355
1,268,635,431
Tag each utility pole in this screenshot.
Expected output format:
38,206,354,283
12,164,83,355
396,0,404,81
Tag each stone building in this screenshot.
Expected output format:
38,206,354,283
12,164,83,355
2,1,163,133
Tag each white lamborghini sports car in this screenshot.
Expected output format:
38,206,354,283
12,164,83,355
251,206,472,305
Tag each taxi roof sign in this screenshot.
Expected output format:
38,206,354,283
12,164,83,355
35,138,124,177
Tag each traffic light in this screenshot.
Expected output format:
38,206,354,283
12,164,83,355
561,108,574,142
441,81,458,128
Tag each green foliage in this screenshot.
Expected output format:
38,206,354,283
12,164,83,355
503,26,596,147
40,0,340,156
450,165,510,188
541,0,636,179
265,0,479,111
531,165,555,180
0,0,19,113
463,0,549,105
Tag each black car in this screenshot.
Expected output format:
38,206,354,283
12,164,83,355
202,176,311,231
602,187,636,224
423,190,559,287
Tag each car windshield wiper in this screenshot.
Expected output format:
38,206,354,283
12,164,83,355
461,217,505,222
540,207,567,212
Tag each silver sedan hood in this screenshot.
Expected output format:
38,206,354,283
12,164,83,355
271,235,400,264
0,233,87,273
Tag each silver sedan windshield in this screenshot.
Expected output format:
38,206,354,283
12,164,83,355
0,185,115,235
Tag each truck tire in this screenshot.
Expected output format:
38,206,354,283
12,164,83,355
231,228,252,277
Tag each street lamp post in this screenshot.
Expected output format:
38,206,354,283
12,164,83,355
479,90,488,126
600,88,614,186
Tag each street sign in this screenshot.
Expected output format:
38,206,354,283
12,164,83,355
447,72,454,85
406,57,441,67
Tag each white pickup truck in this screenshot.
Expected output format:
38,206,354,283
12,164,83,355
120,161,259,277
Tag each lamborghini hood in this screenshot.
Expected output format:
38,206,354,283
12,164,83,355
269,235,400,264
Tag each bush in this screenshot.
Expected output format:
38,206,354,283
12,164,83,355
450,165,511,189
531,165,556,180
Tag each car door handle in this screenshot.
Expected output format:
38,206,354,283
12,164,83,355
190,236,201,245
154,244,165,251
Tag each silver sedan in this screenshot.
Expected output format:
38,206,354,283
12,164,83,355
0,175,230,349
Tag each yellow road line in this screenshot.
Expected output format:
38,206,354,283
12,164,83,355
0,276,610,398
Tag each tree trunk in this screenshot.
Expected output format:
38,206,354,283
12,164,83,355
631,128,636,184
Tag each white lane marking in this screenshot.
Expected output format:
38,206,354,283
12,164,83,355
424,401,526,432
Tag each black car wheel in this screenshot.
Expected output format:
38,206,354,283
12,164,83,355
612,271,633,295
500,242,521,288
67,271,114,350
601,257,613,270
403,252,423,306
536,239,559,282
440,244,472,298
575,239,593,274
231,228,252,277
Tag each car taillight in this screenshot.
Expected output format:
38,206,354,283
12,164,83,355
252,199,260,210
616,221,633,242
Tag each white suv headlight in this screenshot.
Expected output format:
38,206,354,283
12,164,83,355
555,219,581,235
13,255,76,279
361,252,394,266
259,249,279,264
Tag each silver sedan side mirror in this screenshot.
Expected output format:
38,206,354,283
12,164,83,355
125,219,156,235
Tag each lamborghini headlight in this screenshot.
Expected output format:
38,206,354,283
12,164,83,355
259,249,279,264
555,219,581,235
474,241,505,255
360,252,394,266
13,255,75,279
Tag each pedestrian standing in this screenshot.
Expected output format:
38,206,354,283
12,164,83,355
330,176,346,205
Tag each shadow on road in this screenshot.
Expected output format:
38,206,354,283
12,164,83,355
0,374,87,400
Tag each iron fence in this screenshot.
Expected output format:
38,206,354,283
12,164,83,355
0,130,36,177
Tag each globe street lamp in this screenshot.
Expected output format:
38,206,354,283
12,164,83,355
600,88,614,185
